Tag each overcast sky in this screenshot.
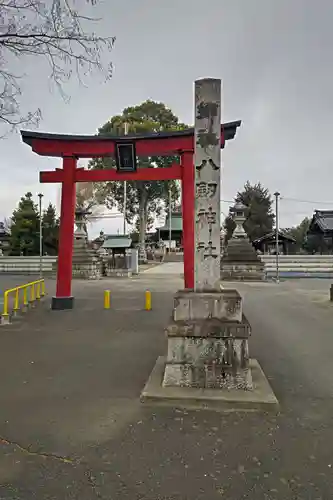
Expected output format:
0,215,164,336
1,0,332,237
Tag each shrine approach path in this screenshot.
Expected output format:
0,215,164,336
0,277,332,498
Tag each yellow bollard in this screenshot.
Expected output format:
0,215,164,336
23,286,28,311
36,282,41,300
13,288,20,313
29,282,35,306
145,290,152,311
104,290,111,309
41,280,45,297
1,289,10,324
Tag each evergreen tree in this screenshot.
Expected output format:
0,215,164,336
89,100,187,254
224,182,275,242
10,192,40,255
42,203,59,256
283,217,311,252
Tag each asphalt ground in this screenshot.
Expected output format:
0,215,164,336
0,273,332,498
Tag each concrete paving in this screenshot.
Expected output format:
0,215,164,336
143,261,183,275
0,277,332,498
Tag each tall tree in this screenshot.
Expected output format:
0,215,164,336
224,181,275,242
90,100,187,254
10,192,40,255
0,0,115,133
42,203,59,255
283,217,311,252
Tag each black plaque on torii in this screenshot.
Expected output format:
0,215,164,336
115,141,137,172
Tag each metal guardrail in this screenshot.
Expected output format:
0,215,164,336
1,279,45,325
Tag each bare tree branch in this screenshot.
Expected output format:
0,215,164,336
0,0,115,132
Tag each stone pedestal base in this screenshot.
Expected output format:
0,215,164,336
106,268,132,278
72,262,102,280
163,289,252,390
163,362,252,390
221,262,264,281
141,357,279,412
221,231,265,282
51,296,74,310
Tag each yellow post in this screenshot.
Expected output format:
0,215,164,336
29,282,35,306
104,290,111,309
23,286,28,310
13,288,19,311
3,290,9,316
1,289,11,324
41,280,45,297
145,290,152,311
36,282,41,300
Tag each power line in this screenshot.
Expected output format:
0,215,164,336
222,196,333,206
281,197,333,205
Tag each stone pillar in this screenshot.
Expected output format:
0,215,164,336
194,78,221,291
162,79,253,390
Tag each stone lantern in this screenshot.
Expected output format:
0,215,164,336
220,202,264,281
71,207,102,279
229,202,247,238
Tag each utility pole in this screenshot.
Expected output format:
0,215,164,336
38,193,43,278
274,191,280,283
123,121,129,235
168,185,172,253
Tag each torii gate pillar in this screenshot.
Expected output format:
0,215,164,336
21,87,241,310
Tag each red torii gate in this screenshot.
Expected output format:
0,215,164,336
21,122,241,310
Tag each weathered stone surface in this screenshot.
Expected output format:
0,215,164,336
106,269,132,278
221,263,264,281
142,357,278,411
72,263,101,279
162,79,252,392
165,315,251,338
173,289,242,322
194,78,221,291
163,306,252,390
163,363,253,390
166,337,249,365
72,227,102,280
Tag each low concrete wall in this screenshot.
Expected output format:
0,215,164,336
262,255,333,278
0,256,57,275
0,252,139,276
2,254,333,279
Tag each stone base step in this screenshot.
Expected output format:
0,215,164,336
141,357,279,412
165,314,251,338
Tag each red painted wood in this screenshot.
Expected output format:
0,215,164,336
181,152,195,289
75,165,182,182
40,171,64,183
28,130,227,158
40,164,182,184
31,135,194,158
56,157,76,298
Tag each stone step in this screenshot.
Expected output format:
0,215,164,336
166,336,249,366
163,360,253,390
165,314,250,338
173,289,242,322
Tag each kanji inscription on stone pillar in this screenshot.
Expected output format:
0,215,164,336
194,78,221,291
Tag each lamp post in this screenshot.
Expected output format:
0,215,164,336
123,121,129,235
274,191,280,283
168,185,172,253
38,193,43,277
